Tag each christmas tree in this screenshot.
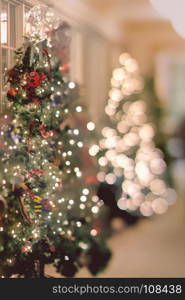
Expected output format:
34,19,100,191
0,6,110,278
92,52,177,217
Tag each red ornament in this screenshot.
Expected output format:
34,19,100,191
85,175,98,184
39,124,52,138
7,89,17,100
59,64,69,71
7,89,17,98
26,72,46,88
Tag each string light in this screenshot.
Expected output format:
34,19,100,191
76,106,82,112
87,122,95,131
90,229,98,236
96,52,176,216
0,6,105,279
68,82,75,89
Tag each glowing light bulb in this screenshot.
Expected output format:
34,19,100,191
113,68,126,81
90,229,97,236
140,201,153,217
68,82,75,89
76,106,82,112
87,122,95,131
89,145,99,156
82,188,89,195
151,198,168,214
77,141,83,148
80,195,87,202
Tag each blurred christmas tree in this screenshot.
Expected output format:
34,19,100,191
0,6,110,278
91,52,177,218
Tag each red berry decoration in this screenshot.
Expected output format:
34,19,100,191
28,169,44,177
26,72,46,89
32,98,41,105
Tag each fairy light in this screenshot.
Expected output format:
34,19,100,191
82,188,89,195
69,139,75,145
76,221,82,227
105,173,117,184
98,157,108,167
97,171,105,182
87,122,95,131
77,141,83,148
91,206,99,214
55,110,60,117
76,171,82,177
140,201,153,217
68,82,75,89
79,242,88,250
92,196,99,203
97,52,176,216
0,5,108,278
80,195,87,202
76,106,82,112
90,229,97,236
73,129,79,135
80,204,85,210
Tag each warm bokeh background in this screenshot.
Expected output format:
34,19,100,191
1,0,185,277
44,0,185,277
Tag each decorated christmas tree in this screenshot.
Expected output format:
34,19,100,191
92,52,177,217
0,6,110,278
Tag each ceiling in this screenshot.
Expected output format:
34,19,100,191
80,0,162,21
49,0,171,42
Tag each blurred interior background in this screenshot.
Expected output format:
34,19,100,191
1,0,185,277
